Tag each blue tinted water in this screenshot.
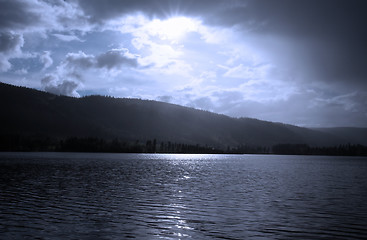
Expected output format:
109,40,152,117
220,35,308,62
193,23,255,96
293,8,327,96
0,152,366,239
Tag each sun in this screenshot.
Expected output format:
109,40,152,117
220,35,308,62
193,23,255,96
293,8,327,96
147,16,200,42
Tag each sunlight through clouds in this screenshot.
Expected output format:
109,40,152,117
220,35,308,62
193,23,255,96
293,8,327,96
145,17,201,42
1,0,366,127
115,13,290,106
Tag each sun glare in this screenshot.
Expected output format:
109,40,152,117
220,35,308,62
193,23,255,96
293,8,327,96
147,16,200,42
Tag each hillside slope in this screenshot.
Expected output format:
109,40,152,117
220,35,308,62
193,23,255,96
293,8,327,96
1,83,365,148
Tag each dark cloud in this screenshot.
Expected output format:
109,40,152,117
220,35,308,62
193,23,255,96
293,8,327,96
96,49,138,69
241,0,367,39
62,49,139,71
0,32,23,53
64,51,95,70
215,0,367,86
0,0,41,72
0,0,91,33
0,0,42,31
74,0,164,24
74,0,235,23
75,0,185,22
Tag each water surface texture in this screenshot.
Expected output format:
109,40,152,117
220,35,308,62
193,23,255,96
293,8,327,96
1,153,367,239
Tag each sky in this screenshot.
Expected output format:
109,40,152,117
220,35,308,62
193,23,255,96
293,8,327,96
0,0,366,128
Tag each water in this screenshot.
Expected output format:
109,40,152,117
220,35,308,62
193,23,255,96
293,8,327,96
0,153,366,239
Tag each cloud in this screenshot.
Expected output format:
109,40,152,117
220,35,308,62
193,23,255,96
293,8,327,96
223,64,259,79
119,14,209,77
216,0,367,86
14,68,28,75
0,32,24,72
41,74,80,97
0,56,11,72
75,0,169,24
0,0,90,33
178,89,367,128
2,0,366,87
0,0,42,31
52,33,84,42
63,51,96,70
46,80,79,97
77,0,367,88
39,51,53,70
311,92,367,113
157,95,173,103
61,49,139,71
0,32,23,53
75,0,241,25
41,48,140,96
0,1,88,72
1,0,366,127
219,90,367,128
96,49,138,69
187,96,215,110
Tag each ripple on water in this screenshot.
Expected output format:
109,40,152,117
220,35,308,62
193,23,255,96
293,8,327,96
0,153,367,239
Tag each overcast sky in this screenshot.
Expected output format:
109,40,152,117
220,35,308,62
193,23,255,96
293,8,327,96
1,0,366,127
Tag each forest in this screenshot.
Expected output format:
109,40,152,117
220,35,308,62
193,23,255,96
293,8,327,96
1,82,367,156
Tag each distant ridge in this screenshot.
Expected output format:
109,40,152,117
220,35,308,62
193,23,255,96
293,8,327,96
1,82,366,150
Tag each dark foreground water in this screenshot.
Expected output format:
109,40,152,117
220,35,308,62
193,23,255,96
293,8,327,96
0,153,367,239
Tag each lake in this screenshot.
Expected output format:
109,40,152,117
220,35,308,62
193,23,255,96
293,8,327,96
0,152,366,239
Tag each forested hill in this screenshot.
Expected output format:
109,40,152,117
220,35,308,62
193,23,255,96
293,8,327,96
1,82,366,151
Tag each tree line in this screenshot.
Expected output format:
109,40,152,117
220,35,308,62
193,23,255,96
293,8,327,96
272,143,367,156
1,135,367,156
0,135,223,154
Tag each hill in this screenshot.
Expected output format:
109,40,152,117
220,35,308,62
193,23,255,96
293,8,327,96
0,82,366,152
